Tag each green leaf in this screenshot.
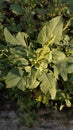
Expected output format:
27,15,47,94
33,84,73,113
4,28,27,47
52,50,73,81
36,46,50,62
16,32,27,47
59,105,64,110
53,66,59,79
27,69,40,89
17,77,26,91
11,3,23,15
29,79,39,89
56,62,73,81
39,71,57,99
65,99,71,107
54,64,73,82
9,47,29,66
67,64,73,74
56,62,68,81
25,66,31,73
52,50,68,81
68,55,73,63
52,49,67,64
4,28,19,46
37,16,63,45
5,68,23,88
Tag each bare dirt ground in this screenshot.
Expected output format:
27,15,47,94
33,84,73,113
0,103,73,130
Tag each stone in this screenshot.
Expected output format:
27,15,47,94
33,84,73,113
7,111,18,119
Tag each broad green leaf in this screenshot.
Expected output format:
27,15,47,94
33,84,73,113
48,72,57,99
52,50,68,80
27,69,40,89
5,68,23,88
52,49,73,81
17,77,26,91
39,71,57,99
15,58,29,66
16,32,27,47
9,52,29,66
29,79,39,89
37,16,63,45
56,62,73,81
9,47,29,66
4,28,19,45
56,62,68,81
53,66,59,79
52,50,73,80
67,64,73,74
4,28,27,47
52,49,67,64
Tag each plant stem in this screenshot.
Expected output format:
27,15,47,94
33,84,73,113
63,17,73,31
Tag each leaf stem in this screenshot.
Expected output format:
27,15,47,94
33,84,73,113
63,17,73,31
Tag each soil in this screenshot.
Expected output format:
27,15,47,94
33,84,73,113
0,102,73,130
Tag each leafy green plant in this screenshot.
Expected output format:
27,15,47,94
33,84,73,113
0,0,73,127
1,15,73,109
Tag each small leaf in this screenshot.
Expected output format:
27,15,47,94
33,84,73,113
25,66,31,73
59,105,64,110
65,99,71,107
